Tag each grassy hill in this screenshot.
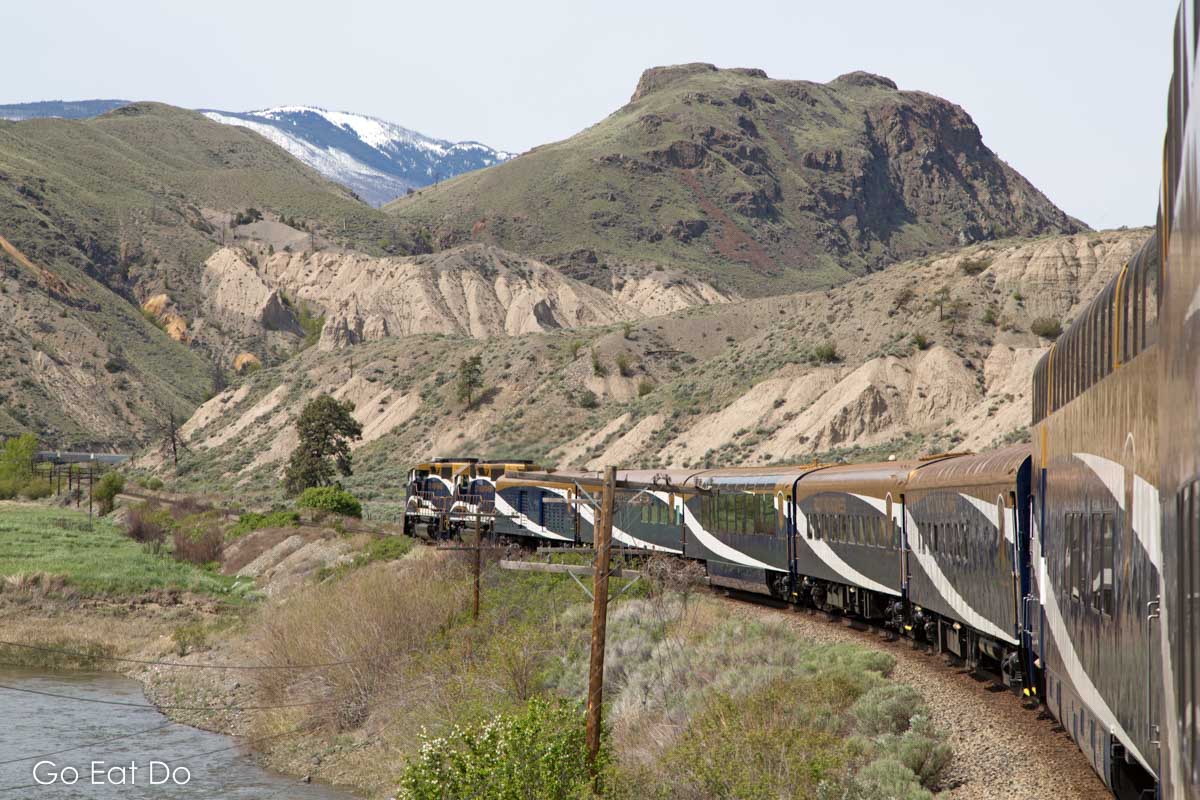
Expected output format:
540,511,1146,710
386,65,1082,296
0,103,422,447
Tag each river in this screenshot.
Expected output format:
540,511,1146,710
0,667,356,799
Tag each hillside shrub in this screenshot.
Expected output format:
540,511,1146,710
637,379,655,397
397,697,601,800
126,503,169,552
959,256,991,276
298,486,363,518
354,535,412,565
94,472,125,516
578,389,599,409
852,683,924,736
19,480,51,500
591,349,607,377
228,509,300,540
811,341,840,363
616,352,634,377
912,333,930,351
172,524,224,566
1030,317,1063,339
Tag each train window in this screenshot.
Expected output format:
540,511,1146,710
1100,513,1114,616
1091,513,1104,613
931,523,940,554
1122,268,1133,362
1181,483,1195,765
755,495,773,535
1134,258,1145,355
1142,248,1152,345
1068,514,1080,602
1102,294,1112,374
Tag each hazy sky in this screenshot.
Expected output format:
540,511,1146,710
1,0,1176,229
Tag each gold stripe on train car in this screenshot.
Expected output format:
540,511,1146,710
1113,263,1129,370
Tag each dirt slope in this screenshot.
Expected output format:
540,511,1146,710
167,229,1146,503
204,243,733,348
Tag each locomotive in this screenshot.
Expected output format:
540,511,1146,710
403,3,1200,797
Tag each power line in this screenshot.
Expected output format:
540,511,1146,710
0,683,329,712
0,722,175,766
0,640,365,671
0,725,311,795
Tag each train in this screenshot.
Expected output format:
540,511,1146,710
403,4,1200,797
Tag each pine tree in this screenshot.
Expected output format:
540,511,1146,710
283,395,363,495
456,355,484,409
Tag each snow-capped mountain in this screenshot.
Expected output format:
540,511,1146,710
201,106,514,206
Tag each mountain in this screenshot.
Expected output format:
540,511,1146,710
170,229,1147,504
386,65,1084,296
0,99,130,121
0,102,425,447
202,107,513,206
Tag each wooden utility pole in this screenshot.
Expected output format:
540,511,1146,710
585,465,616,777
473,508,482,621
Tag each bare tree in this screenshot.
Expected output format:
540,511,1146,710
158,410,188,471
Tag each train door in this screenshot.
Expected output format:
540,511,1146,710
890,492,909,595
785,489,797,601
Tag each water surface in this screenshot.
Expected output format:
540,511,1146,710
0,667,355,799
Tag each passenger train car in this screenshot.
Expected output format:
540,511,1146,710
404,4,1200,796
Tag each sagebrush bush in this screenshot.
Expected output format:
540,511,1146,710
812,341,840,363
1030,317,1063,339
171,623,207,656
851,683,924,736
0,479,18,500
873,716,952,788
846,758,933,800
297,486,362,518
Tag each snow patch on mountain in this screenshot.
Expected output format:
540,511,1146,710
202,106,513,206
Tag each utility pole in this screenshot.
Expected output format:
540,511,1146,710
585,465,616,779
473,507,482,621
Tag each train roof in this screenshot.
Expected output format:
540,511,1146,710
903,445,1030,492
789,458,944,498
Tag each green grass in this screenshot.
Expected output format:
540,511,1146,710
0,504,244,596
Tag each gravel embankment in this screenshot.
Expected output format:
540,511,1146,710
724,598,1111,800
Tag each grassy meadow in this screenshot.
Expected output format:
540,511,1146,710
0,503,243,596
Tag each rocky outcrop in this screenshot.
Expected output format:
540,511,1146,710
390,64,1084,296
201,249,300,338
259,244,639,348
